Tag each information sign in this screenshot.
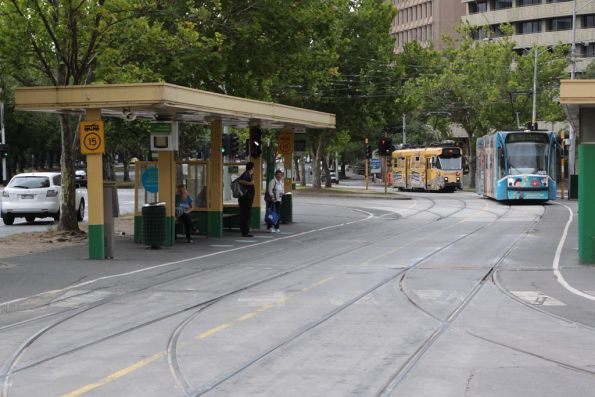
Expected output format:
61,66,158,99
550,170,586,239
370,158,381,173
278,133,294,155
80,121,105,155
142,167,159,193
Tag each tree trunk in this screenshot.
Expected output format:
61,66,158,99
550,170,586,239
123,156,131,182
322,153,332,188
312,141,322,189
58,114,80,232
300,156,306,187
293,156,301,182
466,130,476,189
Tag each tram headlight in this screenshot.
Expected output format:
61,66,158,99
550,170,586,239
444,177,449,182
508,177,514,187
543,177,548,187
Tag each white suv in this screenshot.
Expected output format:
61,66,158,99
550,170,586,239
1,172,85,225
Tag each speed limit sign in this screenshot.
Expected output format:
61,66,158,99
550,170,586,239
80,121,105,155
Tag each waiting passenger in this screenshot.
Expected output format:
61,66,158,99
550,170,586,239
175,184,196,243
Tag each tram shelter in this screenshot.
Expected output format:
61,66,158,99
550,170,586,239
14,82,335,259
560,79,595,264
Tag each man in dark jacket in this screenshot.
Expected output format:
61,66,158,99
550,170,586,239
238,162,255,237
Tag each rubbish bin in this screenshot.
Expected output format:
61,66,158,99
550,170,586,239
280,193,292,224
569,174,579,200
142,202,166,249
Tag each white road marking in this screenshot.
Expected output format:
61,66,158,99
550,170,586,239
0,208,374,310
511,291,566,306
552,203,595,302
209,245,234,248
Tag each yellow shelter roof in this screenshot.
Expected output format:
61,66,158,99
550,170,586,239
15,82,335,130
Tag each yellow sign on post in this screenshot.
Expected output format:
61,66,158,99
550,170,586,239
80,121,105,154
278,132,294,155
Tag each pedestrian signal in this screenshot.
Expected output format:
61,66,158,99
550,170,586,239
365,144,372,159
250,127,262,158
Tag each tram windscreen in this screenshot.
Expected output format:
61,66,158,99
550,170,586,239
505,133,549,175
437,156,462,170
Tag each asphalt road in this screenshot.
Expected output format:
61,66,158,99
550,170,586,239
0,192,593,397
0,189,135,237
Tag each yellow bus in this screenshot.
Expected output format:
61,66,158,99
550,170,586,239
392,146,463,192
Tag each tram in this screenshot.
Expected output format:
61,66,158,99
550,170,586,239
476,130,557,201
392,145,463,192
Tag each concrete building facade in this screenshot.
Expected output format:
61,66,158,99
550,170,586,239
462,0,595,72
391,0,466,52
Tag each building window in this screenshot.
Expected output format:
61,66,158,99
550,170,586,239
546,17,573,31
493,0,513,10
583,43,595,57
518,0,542,5
517,20,542,34
470,1,489,13
583,15,595,28
546,0,571,3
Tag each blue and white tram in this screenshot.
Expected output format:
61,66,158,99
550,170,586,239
476,130,557,201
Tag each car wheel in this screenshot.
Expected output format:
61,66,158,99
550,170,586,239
25,216,35,224
2,214,15,226
77,199,85,222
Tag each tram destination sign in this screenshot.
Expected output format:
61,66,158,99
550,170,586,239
505,132,548,143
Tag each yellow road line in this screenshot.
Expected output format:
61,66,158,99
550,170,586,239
61,352,163,397
60,276,334,397
195,323,233,340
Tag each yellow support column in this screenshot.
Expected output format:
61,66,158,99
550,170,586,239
158,151,176,246
84,109,105,259
281,127,293,223
208,119,223,237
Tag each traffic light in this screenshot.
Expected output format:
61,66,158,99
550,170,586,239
221,135,229,156
250,127,262,158
228,133,239,157
365,144,372,159
378,138,393,156
0,144,9,158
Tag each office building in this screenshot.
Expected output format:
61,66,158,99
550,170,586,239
462,0,595,72
391,0,466,52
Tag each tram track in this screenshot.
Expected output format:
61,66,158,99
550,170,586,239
0,197,508,396
378,204,556,396
163,201,510,396
1,200,474,395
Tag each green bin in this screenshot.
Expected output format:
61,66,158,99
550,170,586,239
281,193,292,224
142,202,166,248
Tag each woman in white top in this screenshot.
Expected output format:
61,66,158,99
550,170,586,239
266,169,284,233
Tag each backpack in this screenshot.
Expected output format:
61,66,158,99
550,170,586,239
231,178,245,198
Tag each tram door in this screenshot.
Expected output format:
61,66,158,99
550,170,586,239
426,157,432,189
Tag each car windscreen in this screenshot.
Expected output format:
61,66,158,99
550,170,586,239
437,156,462,170
8,176,51,189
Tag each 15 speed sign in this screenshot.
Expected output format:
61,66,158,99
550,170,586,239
80,121,105,155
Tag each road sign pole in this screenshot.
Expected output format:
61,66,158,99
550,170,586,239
384,156,388,194
365,138,369,191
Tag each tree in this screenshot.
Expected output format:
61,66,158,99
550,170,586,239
406,26,568,187
0,1,146,230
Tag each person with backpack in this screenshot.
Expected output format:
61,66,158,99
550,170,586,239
265,169,284,233
237,162,255,237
